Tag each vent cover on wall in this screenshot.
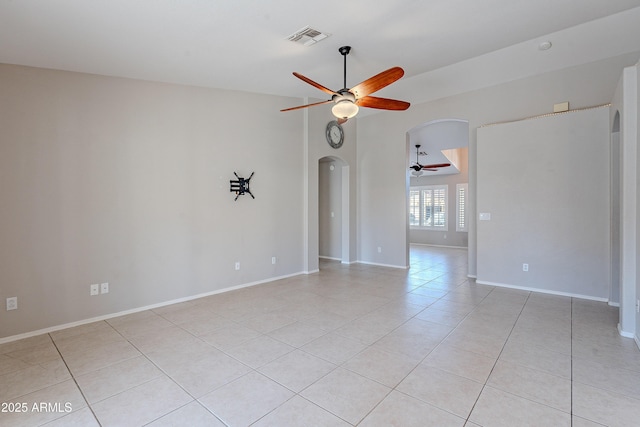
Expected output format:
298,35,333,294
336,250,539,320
286,26,330,46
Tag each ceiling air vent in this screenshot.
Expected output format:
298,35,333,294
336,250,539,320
286,26,330,46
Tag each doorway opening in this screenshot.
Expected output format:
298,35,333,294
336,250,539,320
405,118,470,266
318,156,351,265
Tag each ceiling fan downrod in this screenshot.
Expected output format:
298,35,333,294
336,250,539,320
338,46,351,91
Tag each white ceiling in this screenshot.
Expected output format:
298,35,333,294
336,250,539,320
2,0,640,105
2,0,640,175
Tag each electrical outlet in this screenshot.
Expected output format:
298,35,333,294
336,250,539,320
235,262,240,270
377,247,382,253
100,282,109,294
272,257,276,265
637,299,640,313
90,284,99,296
6,297,17,311
523,263,529,272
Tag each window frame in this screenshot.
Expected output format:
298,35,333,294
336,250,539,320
409,184,448,231
456,183,468,232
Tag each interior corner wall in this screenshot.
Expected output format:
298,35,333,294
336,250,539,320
0,64,305,339
476,107,610,299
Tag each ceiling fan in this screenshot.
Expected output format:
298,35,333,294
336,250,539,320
409,144,451,172
281,46,410,123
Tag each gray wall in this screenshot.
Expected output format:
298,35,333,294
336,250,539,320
357,52,640,275
0,64,305,338
3,53,640,340
476,107,610,299
319,159,342,259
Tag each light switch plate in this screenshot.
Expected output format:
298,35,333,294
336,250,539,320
479,212,491,221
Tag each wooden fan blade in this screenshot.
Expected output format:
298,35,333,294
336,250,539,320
337,117,348,125
293,72,337,96
356,95,410,110
423,168,438,171
350,67,404,99
422,163,451,169
281,99,332,112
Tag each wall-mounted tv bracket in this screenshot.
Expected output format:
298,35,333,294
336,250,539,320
230,172,254,201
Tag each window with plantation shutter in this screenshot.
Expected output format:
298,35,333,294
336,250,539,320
456,183,468,232
409,185,448,230
409,190,420,227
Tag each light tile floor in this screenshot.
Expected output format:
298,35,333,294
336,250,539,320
2,246,640,426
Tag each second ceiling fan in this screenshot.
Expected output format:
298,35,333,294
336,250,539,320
281,46,410,123
410,144,451,172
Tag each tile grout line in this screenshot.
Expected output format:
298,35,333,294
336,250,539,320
570,297,573,427
48,332,103,427
55,318,225,426
7,249,631,425
346,272,492,424
247,259,470,425
127,314,243,426
463,289,532,423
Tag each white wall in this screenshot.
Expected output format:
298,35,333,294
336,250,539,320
357,52,640,274
477,107,610,299
0,64,305,339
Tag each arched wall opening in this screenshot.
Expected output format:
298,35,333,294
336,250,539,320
318,155,351,265
406,118,470,258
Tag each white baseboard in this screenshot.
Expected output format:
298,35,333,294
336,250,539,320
618,323,635,339
475,279,608,302
319,256,341,261
410,243,468,249
608,301,621,307
635,334,640,351
318,256,357,265
357,260,409,269
0,270,306,345
467,274,477,279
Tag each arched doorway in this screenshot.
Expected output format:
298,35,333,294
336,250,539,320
406,119,470,264
318,156,351,265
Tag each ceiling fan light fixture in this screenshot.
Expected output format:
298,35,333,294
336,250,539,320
332,100,359,119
